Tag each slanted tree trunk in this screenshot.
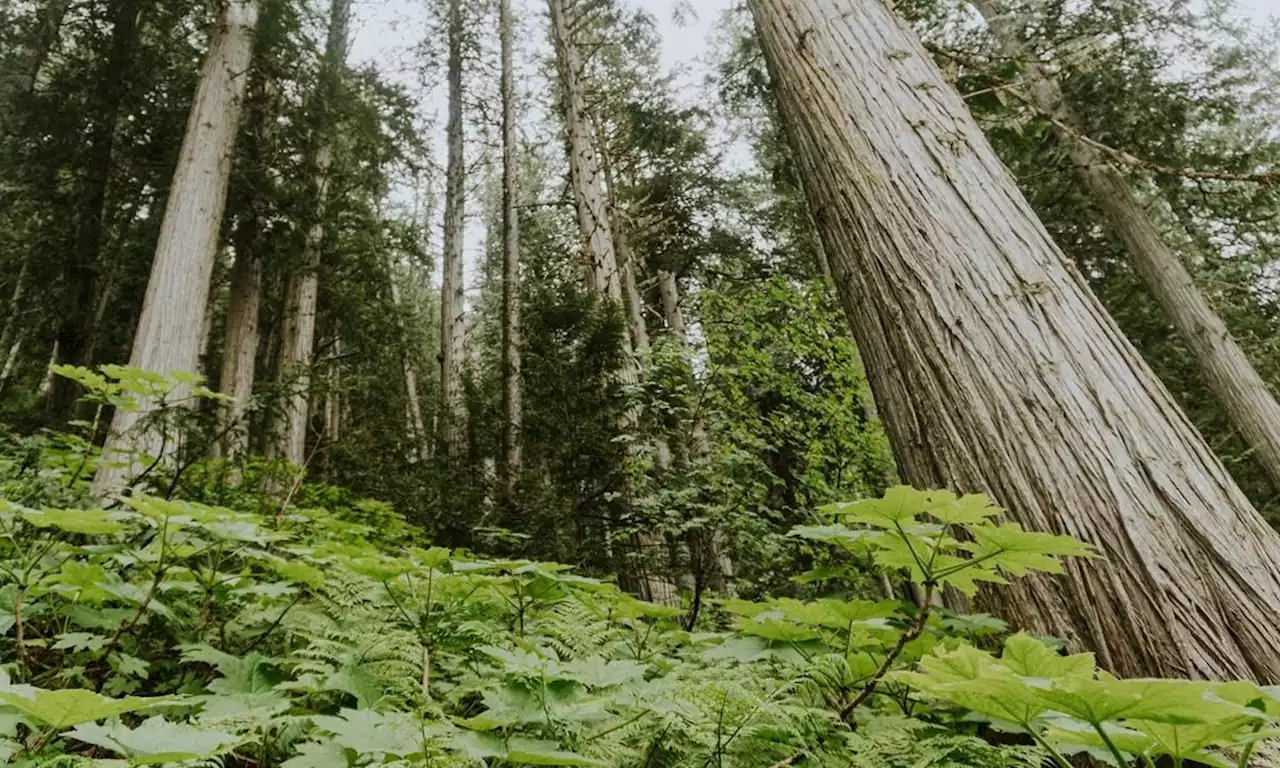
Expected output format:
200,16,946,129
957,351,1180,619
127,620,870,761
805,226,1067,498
749,0,1280,681
973,0,1280,498
437,0,467,459
273,0,350,466
0,0,71,135
498,0,522,497
49,0,141,419
93,0,259,494
548,0,676,606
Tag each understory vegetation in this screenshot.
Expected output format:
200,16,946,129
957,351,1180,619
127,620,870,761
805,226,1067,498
0,371,1272,768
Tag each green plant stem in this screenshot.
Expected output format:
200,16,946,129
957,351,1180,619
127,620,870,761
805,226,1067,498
1237,721,1264,768
1092,722,1132,768
1028,732,1075,768
839,580,934,723
13,582,26,668
95,514,169,685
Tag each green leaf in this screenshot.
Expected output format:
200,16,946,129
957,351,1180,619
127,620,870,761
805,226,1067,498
67,717,240,763
507,737,607,766
1034,677,1244,726
999,633,1095,678
311,708,424,757
0,687,174,728
281,740,350,768
19,506,123,535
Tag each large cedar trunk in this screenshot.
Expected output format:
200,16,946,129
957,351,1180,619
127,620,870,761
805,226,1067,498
93,0,259,493
273,0,350,466
973,0,1280,497
749,0,1280,681
438,0,466,459
498,0,522,497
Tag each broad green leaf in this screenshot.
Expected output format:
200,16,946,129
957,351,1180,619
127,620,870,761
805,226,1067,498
1034,677,1243,726
272,559,326,588
20,506,122,535
53,632,110,652
999,633,1095,679
67,717,240,763
507,737,607,766
927,494,1004,525
311,708,423,757
0,687,174,728
281,740,350,768
828,486,935,528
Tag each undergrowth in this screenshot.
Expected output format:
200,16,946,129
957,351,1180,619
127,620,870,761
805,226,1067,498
0,369,1274,767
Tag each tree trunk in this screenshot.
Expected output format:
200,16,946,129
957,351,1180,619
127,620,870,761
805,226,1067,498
273,0,350,466
749,0,1280,681
49,0,141,419
973,0,1280,498
388,263,428,462
437,0,467,459
0,0,71,135
218,233,263,455
547,0,675,607
0,256,31,393
93,0,259,494
498,0,522,497
658,269,735,596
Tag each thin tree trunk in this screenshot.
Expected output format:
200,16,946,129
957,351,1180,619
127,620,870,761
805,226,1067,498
273,0,350,466
37,341,57,395
547,0,675,607
388,263,428,462
749,0,1280,681
658,270,735,596
0,0,71,135
218,241,263,455
437,0,467,459
0,256,31,393
49,0,141,419
499,0,522,497
93,0,259,494
973,0,1280,497
215,68,273,458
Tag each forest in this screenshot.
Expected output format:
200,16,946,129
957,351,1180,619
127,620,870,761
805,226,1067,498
1,0,1280,764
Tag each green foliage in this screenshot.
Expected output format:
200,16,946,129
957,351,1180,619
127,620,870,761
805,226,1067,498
0,431,1267,768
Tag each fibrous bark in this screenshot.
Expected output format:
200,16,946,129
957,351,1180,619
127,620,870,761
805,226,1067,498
94,0,259,493
973,0,1280,497
750,0,1280,681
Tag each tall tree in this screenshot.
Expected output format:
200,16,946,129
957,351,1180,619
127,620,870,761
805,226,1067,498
48,0,143,418
748,0,1280,680
0,0,71,136
94,0,260,492
273,0,351,465
546,0,675,605
438,0,467,459
217,70,275,456
498,0,521,496
970,0,1280,498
